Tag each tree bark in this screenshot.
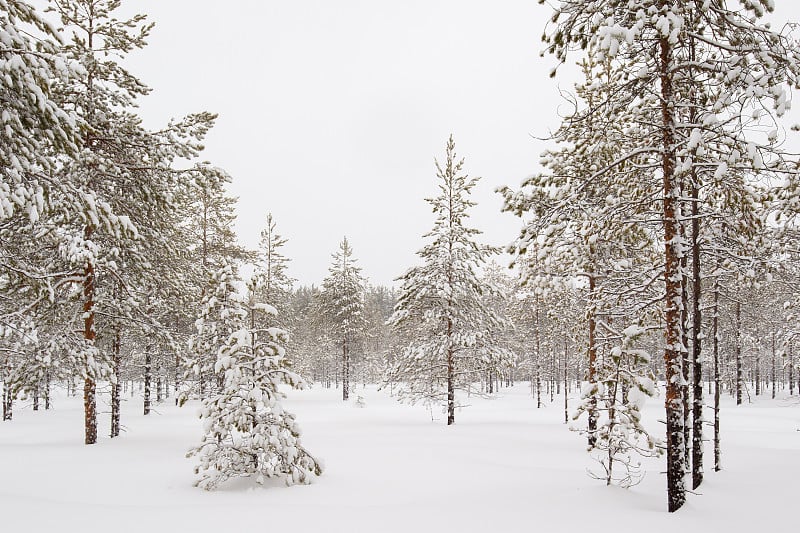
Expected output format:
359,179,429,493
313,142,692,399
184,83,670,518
143,345,152,415
680,194,690,471
447,317,455,425
735,300,743,405
342,336,350,402
110,324,121,438
2,376,11,421
659,32,686,513
713,277,721,472
83,225,97,445
44,369,51,411
587,274,598,446
771,332,776,400
174,351,180,406
690,174,703,490
564,335,569,424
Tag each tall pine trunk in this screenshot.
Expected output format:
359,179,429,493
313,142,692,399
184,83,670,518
690,175,703,490
713,277,721,472
659,32,686,513
83,225,97,445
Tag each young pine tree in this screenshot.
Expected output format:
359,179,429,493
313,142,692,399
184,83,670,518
387,135,513,425
254,212,294,327
319,237,366,401
186,264,322,490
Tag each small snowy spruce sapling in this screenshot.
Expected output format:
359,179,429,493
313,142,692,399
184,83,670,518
574,324,661,488
186,265,322,490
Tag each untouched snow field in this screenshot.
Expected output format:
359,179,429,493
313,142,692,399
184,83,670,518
1,384,798,532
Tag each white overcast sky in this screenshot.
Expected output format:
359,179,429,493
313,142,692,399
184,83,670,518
111,0,559,287
74,1,800,287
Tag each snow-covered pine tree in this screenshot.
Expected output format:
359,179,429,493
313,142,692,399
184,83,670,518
0,0,78,216
361,285,397,386
386,135,513,425
254,212,294,329
187,164,251,276
538,0,800,511
187,264,322,490
319,237,366,401
479,262,517,394
501,50,660,440
174,164,249,403
0,0,82,418
49,0,217,444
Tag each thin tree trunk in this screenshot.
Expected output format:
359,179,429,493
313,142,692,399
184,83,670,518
536,362,542,409
342,336,349,402
564,335,569,424
44,369,51,410
690,173,703,490
156,373,163,404
755,346,761,396
2,392,11,421
174,350,180,406
83,225,97,445
680,203,690,471
771,332,776,400
713,277,721,472
33,383,39,411
587,274,598,447
447,318,455,425
110,324,121,438
2,370,11,420
143,345,152,415
735,300,743,405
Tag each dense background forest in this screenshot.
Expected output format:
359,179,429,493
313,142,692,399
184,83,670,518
2,0,800,519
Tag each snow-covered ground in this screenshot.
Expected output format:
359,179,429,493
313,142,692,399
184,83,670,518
1,384,797,532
